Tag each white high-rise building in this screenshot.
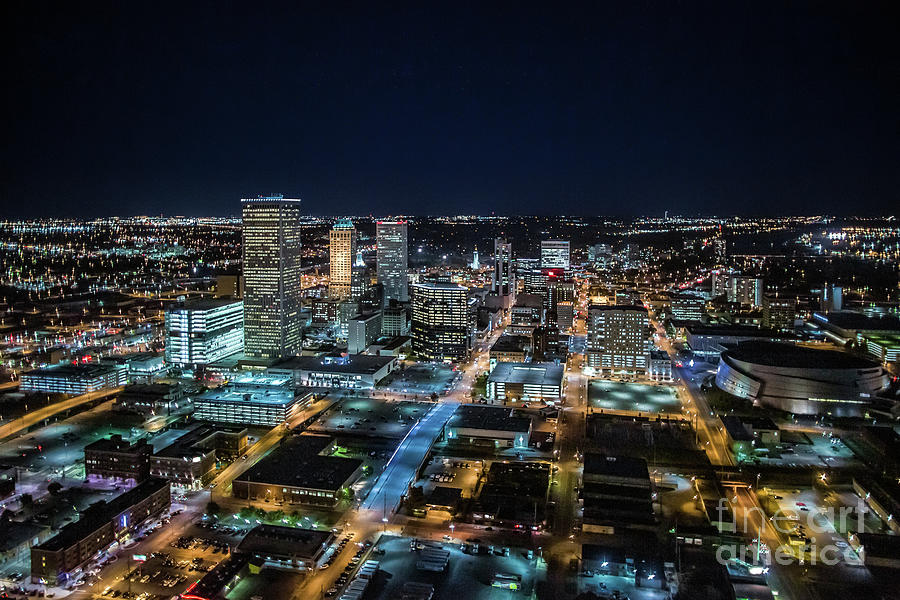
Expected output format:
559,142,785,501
587,305,650,373
165,298,244,367
377,221,409,305
541,240,570,269
329,219,356,299
241,195,303,359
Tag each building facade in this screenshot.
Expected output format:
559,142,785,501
164,298,244,367
329,220,356,299
242,195,303,359
762,294,796,332
376,221,408,305
31,478,171,584
84,435,152,484
540,240,570,269
20,364,127,394
347,312,382,354
492,238,514,296
411,282,470,362
586,305,649,373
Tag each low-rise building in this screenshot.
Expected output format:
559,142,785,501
236,525,334,571
31,478,170,584
444,405,532,449
101,352,168,382
84,435,153,485
268,354,398,389
115,382,185,416
193,378,311,427
232,435,362,507
581,454,654,534
20,364,127,394
486,362,564,404
150,424,248,489
488,335,530,371
648,350,673,381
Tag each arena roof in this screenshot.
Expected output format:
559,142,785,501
724,341,880,370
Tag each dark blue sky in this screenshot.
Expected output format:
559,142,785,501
3,1,898,217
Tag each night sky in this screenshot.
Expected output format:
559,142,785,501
3,1,898,218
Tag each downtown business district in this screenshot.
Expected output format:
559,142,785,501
0,205,898,600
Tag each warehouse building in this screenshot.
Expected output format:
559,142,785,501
236,525,335,571
232,435,362,507
444,405,532,449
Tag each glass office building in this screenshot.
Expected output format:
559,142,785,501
242,195,303,359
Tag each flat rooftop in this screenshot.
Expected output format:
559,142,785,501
195,384,300,407
814,311,900,332
270,354,395,374
724,340,880,369
488,361,564,386
236,525,333,559
169,297,242,311
24,363,122,378
490,335,530,354
84,435,150,454
449,405,532,433
154,424,247,458
686,324,787,338
35,477,169,552
234,434,362,491
583,453,650,480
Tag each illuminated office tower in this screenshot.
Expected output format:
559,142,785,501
492,238,514,296
329,219,356,299
541,240,570,269
165,298,244,367
241,195,303,359
411,282,470,362
377,220,408,305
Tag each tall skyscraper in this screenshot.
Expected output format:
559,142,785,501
411,282,470,362
241,195,303,359
540,240,570,269
329,219,356,299
492,238,514,295
587,304,649,373
377,220,408,305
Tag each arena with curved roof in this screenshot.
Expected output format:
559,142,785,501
715,341,890,416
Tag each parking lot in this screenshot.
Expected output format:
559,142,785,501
365,535,541,600
588,381,681,415
754,429,860,468
95,530,229,599
378,363,460,398
310,397,435,439
418,457,483,500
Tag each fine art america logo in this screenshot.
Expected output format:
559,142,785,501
711,497,868,568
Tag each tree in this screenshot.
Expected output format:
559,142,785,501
206,501,221,518
47,482,63,496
